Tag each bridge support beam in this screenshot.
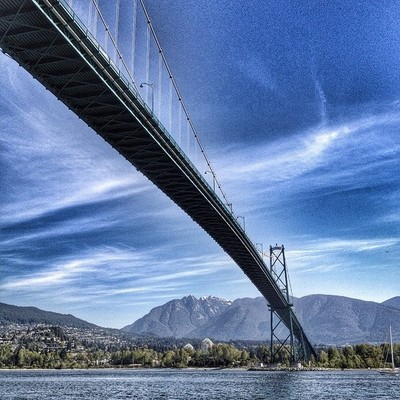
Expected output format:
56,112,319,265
270,306,295,364
269,245,308,365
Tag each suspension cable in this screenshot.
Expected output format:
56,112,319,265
138,0,232,210
90,0,232,211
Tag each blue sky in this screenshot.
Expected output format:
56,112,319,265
1,0,400,328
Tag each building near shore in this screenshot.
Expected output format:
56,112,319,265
183,343,194,351
201,338,214,352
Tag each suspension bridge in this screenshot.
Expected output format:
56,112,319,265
0,0,316,361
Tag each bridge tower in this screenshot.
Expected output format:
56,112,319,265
269,245,307,365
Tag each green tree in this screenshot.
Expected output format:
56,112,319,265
0,345,13,367
161,350,176,367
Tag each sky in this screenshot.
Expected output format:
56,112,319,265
1,0,400,328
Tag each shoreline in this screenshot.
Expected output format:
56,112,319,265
0,366,379,372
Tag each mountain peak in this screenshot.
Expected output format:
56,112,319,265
199,295,232,305
381,296,400,310
122,295,232,337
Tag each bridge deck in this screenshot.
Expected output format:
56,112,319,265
0,0,316,359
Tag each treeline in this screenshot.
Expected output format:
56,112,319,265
317,343,400,369
0,342,398,369
0,344,249,369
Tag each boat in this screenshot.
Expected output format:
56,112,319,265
379,325,399,376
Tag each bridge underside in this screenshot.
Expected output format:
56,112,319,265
0,0,316,360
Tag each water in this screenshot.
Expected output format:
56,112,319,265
0,369,399,399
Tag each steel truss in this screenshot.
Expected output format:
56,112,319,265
269,245,310,364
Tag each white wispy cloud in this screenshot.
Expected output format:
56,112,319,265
222,111,398,184
208,107,400,228
292,237,399,254
286,237,400,273
0,179,148,230
1,250,131,290
2,264,90,289
143,268,214,283
0,245,232,293
313,238,399,252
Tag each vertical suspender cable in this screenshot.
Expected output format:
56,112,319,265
114,0,121,66
186,119,190,156
168,79,173,133
157,52,162,117
104,12,108,52
92,0,99,37
178,102,182,146
145,19,151,103
87,0,91,30
131,0,137,76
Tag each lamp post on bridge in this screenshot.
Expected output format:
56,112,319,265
140,82,154,113
237,215,245,232
204,170,216,191
256,242,264,259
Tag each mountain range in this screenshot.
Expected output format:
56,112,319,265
0,302,98,330
122,294,400,345
2,294,400,345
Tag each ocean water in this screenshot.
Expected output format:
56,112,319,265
0,369,399,399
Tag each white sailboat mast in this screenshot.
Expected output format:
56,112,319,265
390,325,395,370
